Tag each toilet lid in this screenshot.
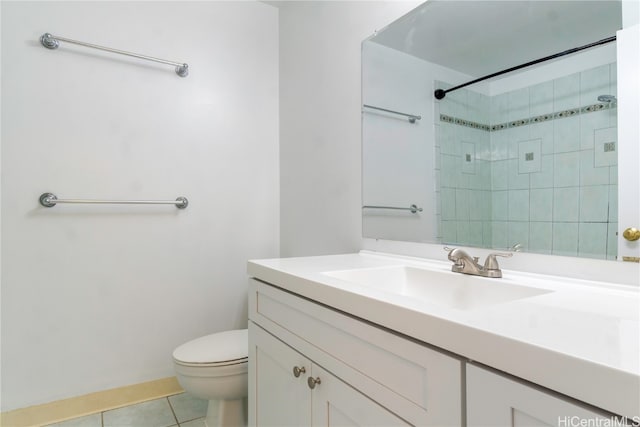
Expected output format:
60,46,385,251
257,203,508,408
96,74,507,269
173,329,248,365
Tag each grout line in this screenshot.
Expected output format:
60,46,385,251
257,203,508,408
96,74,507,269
166,396,180,426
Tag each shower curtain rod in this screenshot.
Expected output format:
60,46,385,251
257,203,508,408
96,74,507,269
39,33,189,77
434,35,616,100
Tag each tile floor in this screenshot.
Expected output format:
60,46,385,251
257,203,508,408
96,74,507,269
44,393,207,427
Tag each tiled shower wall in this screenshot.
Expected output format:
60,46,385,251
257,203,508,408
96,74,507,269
436,86,493,248
436,63,618,259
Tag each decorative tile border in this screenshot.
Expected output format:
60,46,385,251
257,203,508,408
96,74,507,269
440,101,616,132
440,114,491,131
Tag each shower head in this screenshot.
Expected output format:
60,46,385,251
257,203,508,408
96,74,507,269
597,94,617,103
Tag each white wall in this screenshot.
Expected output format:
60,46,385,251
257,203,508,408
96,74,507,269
0,1,279,411
362,42,436,243
278,1,420,257
622,0,639,27
361,41,477,243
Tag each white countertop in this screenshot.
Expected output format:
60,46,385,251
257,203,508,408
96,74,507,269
247,251,640,418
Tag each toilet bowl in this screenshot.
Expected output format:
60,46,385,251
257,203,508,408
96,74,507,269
173,329,248,427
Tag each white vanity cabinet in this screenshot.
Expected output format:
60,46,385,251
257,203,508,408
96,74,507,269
467,365,611,427
248,254,639,424
251,323,412,426
248,278,464,427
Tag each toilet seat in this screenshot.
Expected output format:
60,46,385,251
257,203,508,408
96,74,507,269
173,329,248,367
174,358,248,368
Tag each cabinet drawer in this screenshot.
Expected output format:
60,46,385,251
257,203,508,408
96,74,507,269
249,278,463,426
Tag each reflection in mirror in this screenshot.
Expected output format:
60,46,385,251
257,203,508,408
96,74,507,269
362,0,622,260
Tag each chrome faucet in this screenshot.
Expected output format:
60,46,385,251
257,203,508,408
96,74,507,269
445,247,512,278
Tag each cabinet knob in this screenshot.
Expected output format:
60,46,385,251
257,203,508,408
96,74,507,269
292,366,306,378
307,376,321,389
623,227,640,241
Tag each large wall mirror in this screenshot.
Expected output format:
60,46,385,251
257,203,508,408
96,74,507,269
362,0,626,260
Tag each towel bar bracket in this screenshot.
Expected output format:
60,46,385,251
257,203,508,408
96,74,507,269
39,192,57,207
40,33,59,50
175,197,189,209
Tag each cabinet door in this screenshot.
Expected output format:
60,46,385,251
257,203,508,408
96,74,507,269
250,323,311,427
311,364,412,427
467,365,609,427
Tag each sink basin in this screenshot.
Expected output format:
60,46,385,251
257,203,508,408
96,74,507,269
323,266,553,310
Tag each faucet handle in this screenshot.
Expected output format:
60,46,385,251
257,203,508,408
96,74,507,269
509,243,523,252
483,252,513,270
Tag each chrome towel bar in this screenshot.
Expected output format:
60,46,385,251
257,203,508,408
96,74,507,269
363,204,423,214
362,104,421,123
40,33,189,77
39,193,188,209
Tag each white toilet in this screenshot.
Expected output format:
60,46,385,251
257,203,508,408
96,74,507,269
173,329,248,427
